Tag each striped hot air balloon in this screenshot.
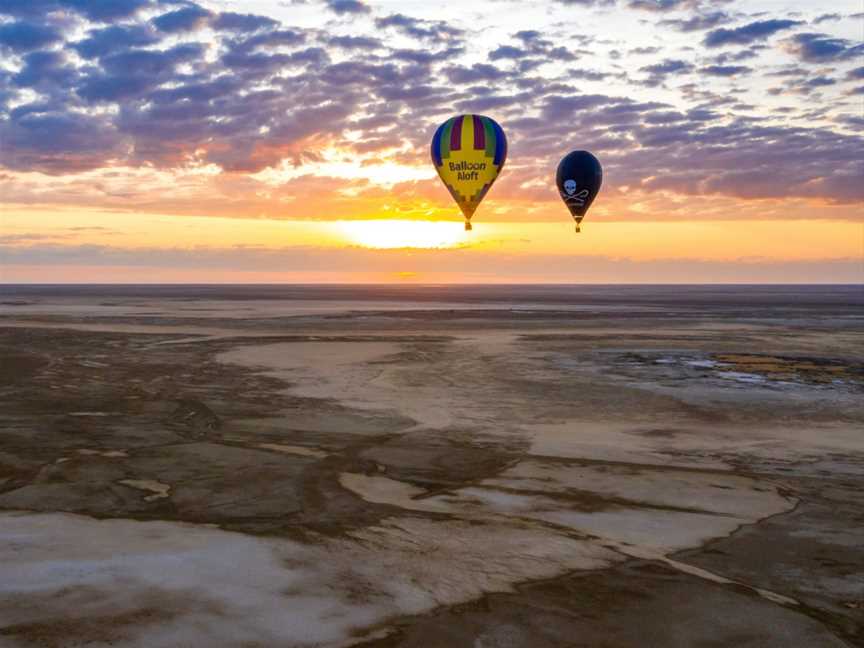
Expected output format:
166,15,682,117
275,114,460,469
431,114,507,230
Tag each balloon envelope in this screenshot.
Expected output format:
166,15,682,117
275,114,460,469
431,114,507,229
556,151,602,228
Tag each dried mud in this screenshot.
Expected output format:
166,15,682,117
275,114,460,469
0,287,862,647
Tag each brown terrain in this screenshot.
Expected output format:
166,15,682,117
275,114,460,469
0,285,862,647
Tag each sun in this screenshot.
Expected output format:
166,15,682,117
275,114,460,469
337,220,469,249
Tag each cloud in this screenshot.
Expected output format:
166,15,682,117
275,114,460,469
638,59,693,85
709,46,762,63
489,30,578,67
72,25,159,59
76,44,206,102
11,51,78,95
640,59,692,74
847,67,864,81
659,11,728,32
812,13,841,24
445,64,509,84
802,75,835,87
327,35,382,50
701,64,751,77
628,0,688,10
631,115,864,203
324,0,371,15
229,28,307,53
0,232,74,244
0,21,63,52
75,75,151,103
836,114,864,130
704,19,802,47
541,94,616,121
62,0,151,21
629,46,661,55
3,242,860,284
556,0,615,5
768,73,838,97
0,0,150,20
213,12,279,33
489,45,529,61
0,110,122,173
627,0,718,11
0,0,55,18
783,33,864,63
374,14,462,41
152,4,213,33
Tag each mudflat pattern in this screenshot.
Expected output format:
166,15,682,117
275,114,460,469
0,286,862,647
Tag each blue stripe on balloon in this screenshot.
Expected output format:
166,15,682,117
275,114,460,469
431,122,445,167
492,120,506,166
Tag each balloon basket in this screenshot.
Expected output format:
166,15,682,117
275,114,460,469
574,224,581,233
464,221,472,231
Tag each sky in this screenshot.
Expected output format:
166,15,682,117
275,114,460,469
0,0,862,283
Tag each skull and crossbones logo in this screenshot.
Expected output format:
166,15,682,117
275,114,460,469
562,179,589,207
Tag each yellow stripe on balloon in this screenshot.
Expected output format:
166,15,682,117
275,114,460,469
461,114,474,152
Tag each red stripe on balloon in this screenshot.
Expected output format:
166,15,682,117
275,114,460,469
473,115,485,150
450,115,463,151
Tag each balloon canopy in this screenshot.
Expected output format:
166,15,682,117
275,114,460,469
556,151,602,232
431,114,507,230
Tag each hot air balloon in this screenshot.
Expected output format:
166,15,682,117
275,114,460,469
431,114,507,230
556,151,602,233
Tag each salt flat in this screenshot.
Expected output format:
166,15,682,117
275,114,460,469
0,285,862,647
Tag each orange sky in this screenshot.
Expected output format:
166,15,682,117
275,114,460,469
2,206,862,283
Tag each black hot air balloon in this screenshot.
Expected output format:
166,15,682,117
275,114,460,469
556,151,602,232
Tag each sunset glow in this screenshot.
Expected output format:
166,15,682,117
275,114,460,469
338,220,468,250
0,0,861,283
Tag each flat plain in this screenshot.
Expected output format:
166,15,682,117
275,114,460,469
0,285,862,647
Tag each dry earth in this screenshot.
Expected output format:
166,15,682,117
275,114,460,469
0,286,862,647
